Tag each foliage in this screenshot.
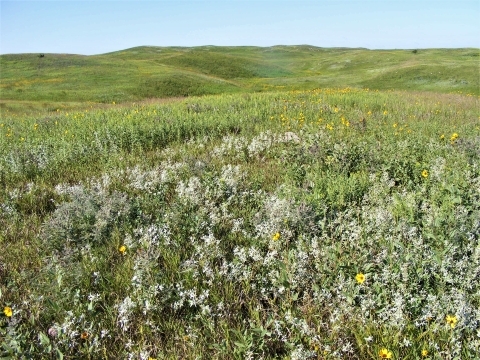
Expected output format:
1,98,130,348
0,88,479,359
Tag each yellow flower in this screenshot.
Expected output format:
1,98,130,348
81,331,88,339
379,348,392,358
383,110,388,115
446,314,457,328
440,134,445,139
148,358,157,360
355,273,365,284
422,170,428,178
3,306,12,317
272,232,280,241
421,349,428,357
450,133,458,142
119,245,126,254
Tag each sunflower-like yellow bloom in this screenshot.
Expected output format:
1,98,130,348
355,273,365,284
446,314,458,328
379,348,392,358
3,307,12,317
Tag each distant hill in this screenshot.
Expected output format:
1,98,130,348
1,46,478,105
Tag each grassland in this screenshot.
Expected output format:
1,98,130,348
0,46,479,359
1,46,479,114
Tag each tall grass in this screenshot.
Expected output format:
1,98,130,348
1,89,479,359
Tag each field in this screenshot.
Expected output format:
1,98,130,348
1,46,479,115
0,46,479,359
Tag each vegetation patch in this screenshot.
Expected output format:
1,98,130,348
1,88,479,358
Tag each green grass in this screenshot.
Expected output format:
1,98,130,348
1,86,479,359
1,46,478,115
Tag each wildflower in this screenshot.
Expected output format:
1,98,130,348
446,315,457,328
422,170,428,178
272,232,280,241
450,133,458,142
81,331,88,339
379,348,392,358
355,273,365,284
119,245,126,254
440,134,445,139
421,349,428,357
3,306,12,317
148,358,157,360
383,110,388,115
48,327,58,338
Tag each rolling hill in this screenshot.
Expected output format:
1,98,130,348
0,46,478,112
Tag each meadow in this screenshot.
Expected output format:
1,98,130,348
1,46,478,114
0,47,479,359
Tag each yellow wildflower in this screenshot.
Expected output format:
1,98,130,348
81,331,88,339
355,273,365,284
422,170,428,178
3,306,12,317
450,133,458,142
119,245,126,254
379,348,392,358
272,232,280,241
421,349,428,357
446,314,457,328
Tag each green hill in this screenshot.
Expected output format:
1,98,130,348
1,46,478,111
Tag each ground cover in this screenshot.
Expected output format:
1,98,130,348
0,88,479,359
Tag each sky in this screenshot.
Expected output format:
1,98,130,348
1,0,479,55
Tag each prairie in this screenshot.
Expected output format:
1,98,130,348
0,46,479,359
1,46,478,114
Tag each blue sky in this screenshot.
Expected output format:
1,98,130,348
1,0,479,55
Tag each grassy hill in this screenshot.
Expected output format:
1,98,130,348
1,46,478,114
